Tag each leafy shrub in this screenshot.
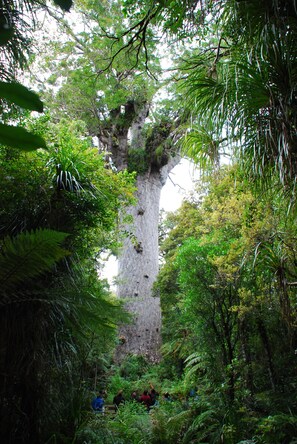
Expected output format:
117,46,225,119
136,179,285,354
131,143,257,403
150,400,192,444
107,401,152,444
255,414,297,444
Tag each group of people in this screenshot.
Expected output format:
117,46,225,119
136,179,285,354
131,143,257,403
113,383,162,411
92,383,173,414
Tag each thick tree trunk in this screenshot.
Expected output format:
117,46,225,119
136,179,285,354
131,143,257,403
97,98,180,362
116,159,179,362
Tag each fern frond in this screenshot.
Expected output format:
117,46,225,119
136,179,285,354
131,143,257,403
0,229,69,291
184,351,202,366
181,409,220,444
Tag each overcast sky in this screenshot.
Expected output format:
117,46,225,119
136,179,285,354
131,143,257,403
160,158,199,212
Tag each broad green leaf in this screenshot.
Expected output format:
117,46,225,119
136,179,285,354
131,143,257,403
0,123,47,150
0,81,43,112
53,0,73,12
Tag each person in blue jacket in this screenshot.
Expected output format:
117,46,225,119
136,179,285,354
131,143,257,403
91,391,105,413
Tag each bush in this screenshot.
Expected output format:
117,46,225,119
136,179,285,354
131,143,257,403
255,414,297,444
107,401,152,444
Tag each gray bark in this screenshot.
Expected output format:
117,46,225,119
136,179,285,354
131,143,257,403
116,156,180,363
130,102,150,150
116,173,162,362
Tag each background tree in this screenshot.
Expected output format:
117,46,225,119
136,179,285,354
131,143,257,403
121,0,297,204
156,164,297,441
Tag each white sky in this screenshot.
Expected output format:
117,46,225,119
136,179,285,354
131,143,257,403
100,158,199,287
160,158,198,212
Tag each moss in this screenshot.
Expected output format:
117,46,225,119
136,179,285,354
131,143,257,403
127,119,174,175
155,145,164,158
127,148,149,174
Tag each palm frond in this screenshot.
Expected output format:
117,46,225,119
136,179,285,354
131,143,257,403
179,1,297,200
182,121,226,171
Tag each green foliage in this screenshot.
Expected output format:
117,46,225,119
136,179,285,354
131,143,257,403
156,164,297,442
0,123,47,150
0,80,46,151
0,114,136,443
0,116,135,245
108,401,152,443
118,354,150,380
149,401,192,444
122,0,208,41
105,372,134,403
2,1,297,443
0,4,47,150
179,406,223,444
255,414,297,444
36,0,160,140
76,401,151,444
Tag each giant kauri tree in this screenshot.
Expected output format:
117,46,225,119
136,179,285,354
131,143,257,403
37,0,181,361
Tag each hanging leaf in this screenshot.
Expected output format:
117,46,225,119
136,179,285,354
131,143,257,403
0,81,44,112
0,123,47,150
52,0,73,12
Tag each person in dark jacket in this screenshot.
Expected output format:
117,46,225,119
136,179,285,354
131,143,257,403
131,390,139,402
149,382,159,406
113,389,125,409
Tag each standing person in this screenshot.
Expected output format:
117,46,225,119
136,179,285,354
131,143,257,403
91,391,105,413
131,390,139,402
113,389,125,409
149,383,159,407
139,390,152,411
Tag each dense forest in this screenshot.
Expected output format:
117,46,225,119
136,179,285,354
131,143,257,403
0,0,296,443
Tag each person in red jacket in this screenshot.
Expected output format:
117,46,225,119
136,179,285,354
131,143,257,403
139,390,151,411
